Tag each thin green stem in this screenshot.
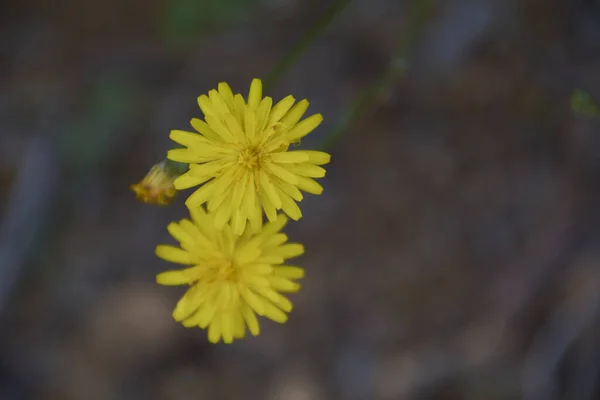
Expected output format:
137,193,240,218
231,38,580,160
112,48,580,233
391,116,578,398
263,0,354,91
319,0,434,151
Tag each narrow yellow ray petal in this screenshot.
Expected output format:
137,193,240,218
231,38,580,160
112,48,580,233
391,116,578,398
268,95,295,126
197,94,215,117
286,114,323,142
221,312,234,344
190,118,222,142
184,180,217,208
265,162,299,185
258,170,282,209
173,172,211,190
273,178,303,201
209,89,230,116
275,187,302,220
263,301,288,323
269,151,310,163
270,243,304,259
256,96,273,133
218,82,235,110
205,115,235,142
280,99,308,128
268,276,301,292
241,304,260,336
296,176,323,195
286,163,326,178
273,266,305,279
232,310,246,339
248,78,262,109
155,245,198,265
244,105,256,140
208,317,222,343
304,150,331,165
156,268,197,285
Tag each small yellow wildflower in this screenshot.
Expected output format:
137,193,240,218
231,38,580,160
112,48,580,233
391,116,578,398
130,161,178,205
155,206,305,344
168,78,330,235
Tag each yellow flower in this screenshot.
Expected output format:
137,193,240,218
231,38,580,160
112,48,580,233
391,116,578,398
168,78,330,235
130,161,178,206
155,206,305,344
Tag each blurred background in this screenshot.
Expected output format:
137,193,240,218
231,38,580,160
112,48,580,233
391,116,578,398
2,0,600,398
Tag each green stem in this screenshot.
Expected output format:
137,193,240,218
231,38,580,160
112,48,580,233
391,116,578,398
319,0,434,151
263,0,354,91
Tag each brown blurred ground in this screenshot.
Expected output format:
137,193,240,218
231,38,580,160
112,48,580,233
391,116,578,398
2,0,600,399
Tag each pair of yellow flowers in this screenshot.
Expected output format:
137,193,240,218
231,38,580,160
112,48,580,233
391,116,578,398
134,79,330,344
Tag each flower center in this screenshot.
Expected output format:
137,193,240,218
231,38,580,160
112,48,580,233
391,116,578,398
216,260,237,282
237,147,262,169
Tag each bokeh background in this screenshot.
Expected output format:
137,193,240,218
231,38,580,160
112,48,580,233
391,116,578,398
3,0,600,398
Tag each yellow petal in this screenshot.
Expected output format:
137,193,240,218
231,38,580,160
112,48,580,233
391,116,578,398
190,118,222,142
268,276,301,292
258,170,282,209
231,210,247,236
287,163,326,178
261,233,288,248
173,172,211,190
275,187,302,221
258,189,278,222
240,287,266,315
208,89,230,116
233,310,246,339
280,99,308,128
274,294,292,312
263,301,288,324
286,114,323,141
268,95,295,126
196,304,218,329
167,221,194,247
218,82,235,110
273,266,305,279
269,151,310,163
221,312,234,344
156,268,194,285
296,176,323,195
167,148,206,163
169,130,207,148
274,178,303,201
197,94,215,117
208,317,222,343
244,263,273,274
173,286,203,321
249,192,263,234
304,150,331,165
244,105,256,139
205,115,235,143
236,246,261,265
213,198,232,230
256,96,273,133
265,162,299,184
271,243,304,259
248,78,262,109
241,304,260,336
189,160,231,178
155,245,198,264
222,114,243,140
184,180,217,208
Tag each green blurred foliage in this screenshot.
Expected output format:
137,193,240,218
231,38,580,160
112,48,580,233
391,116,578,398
60,76,139,170
571,89,600,117
163,0,262,48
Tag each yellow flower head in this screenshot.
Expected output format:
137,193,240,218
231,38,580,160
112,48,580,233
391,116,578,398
156,206,305,344
168,78,331,235
130,161,178,206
